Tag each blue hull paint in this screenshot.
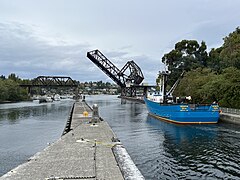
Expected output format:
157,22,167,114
144,98,220,124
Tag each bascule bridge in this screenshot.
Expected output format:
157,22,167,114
87,49,150,97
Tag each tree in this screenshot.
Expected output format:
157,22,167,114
0,75,6,80
8,73,21,82
207,27,240,70
207,47,223,72
163,27,240,108
220,27,240,69
174,68,216,104
174,67,240,108
162,40,208,86
0,79,8,100
0,75,29,102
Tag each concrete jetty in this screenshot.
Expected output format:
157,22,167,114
1,100,144,180
220,113,240,125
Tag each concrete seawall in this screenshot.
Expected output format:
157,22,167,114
220,113,240,125
1,100,144,180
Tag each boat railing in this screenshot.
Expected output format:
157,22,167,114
221,107,240,115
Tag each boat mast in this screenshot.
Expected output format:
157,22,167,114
161,70,169,104
158,64,170,104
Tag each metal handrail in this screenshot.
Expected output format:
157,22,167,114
220,107,240,115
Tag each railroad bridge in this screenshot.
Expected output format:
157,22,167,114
20,50,153,97
87,49,152,96
20,76,78,96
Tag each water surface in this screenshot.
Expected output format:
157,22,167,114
1,95,240,179
0,100,74,175
86,95,240,180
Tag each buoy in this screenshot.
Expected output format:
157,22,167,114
83,111,88,117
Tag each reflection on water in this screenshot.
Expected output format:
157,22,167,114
147,116,217,145
1,95,240,179
87,95,240,180
0,100,74,176
146,116,240,179
0,102,72,125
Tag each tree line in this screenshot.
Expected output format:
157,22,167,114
0,74,29,103
161,27,240,108
0,74,120,103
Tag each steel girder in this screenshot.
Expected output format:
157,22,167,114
20,76,78,87
87,49,144,88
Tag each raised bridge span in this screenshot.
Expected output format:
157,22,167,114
87,49,151,96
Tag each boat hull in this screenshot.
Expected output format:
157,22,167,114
144,98,220,124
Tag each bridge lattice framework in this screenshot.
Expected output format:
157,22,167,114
20,76,78,95
87,49,152,96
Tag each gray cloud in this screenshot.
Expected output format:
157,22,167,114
0,22,158,84
0,0,240,85
0,22,95,81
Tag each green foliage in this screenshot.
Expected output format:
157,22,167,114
174,68,240,108
220,27,240,68
161,27,240,108
81,81,116,89
207,47,223,71
174,68,214,103
0,75,6,80
0,79,8,100
162,40,208,86
0,75,29,102
8,73,21,82
207,27,240,70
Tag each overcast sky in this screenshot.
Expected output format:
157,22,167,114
0,0,239,84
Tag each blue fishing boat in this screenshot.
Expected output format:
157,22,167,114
144,70,220,124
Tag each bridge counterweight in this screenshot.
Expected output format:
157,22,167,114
87,49,145,96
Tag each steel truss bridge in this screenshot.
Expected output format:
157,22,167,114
20,76,78,94
87,49,151,96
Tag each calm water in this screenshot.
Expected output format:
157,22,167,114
0,100,74,176
86,95,240,180
1,95,240,179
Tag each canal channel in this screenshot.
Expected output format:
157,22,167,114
1,95,240,179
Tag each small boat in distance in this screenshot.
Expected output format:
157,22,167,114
144,70,220,124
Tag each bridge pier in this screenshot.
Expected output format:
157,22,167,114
121,85,154,97
121,87,137,97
